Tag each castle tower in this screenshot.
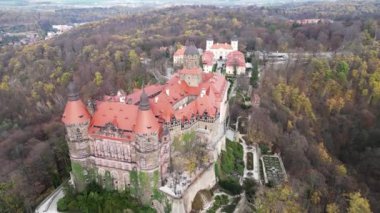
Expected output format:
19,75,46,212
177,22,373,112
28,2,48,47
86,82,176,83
134,89,161,172
206,36,214,51
183,42,200,69
231,35,238,51
179,67,202,87
180,41,202,87
62,82,92,191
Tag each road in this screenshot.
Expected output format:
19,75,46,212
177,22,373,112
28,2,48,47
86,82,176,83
34,185,64,213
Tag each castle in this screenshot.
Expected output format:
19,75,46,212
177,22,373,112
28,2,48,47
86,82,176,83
174,36,245,75
62,42,229,210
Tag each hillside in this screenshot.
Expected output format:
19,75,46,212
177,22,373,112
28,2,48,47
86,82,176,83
0,3,379,212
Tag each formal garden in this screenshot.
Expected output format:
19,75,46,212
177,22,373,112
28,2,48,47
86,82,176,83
261,155,287,186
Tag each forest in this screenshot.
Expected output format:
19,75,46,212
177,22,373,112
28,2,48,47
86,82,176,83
0,1,379,212
243,26,380,212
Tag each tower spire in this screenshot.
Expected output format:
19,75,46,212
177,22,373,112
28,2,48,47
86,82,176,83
67,81,80,101
62,81,91,125
139,88,150,111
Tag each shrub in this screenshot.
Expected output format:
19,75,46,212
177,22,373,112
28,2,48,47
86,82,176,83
218,140,244,194
219,178,242,195
57,182,155,212
57,197,68,211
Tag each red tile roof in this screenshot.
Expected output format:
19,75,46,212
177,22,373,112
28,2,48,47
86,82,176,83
66,70,228,142
62,100,91,125
90,101,138,132
125,84,163,104
202,51,214,65
174,47,185,56
226,51,245,67
210,43,232,50
134,108,160,134
179,67,203,75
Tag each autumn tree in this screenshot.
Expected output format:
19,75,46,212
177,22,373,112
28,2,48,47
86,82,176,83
347,192,372,213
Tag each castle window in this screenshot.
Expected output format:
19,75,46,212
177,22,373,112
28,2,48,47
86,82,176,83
140,158,146,168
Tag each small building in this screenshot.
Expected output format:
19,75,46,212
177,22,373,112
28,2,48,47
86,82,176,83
255,51,289,61
294,19,333,25
225,51,245,75
202,51,214,73
173,47,185,66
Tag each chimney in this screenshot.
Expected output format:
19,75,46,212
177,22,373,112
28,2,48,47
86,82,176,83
200,88,206,98
166,88,170,96
155,96,159,103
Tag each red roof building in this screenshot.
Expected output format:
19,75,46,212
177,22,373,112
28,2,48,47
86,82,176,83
226,51,246,75
202,51,214,66
173,47,185,66
64,68,228,142
226,51,245,67
61,40,231,196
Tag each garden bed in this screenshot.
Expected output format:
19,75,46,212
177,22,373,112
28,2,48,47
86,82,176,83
261,155,286,185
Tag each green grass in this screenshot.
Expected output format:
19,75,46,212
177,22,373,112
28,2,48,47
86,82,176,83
259,143,271,155
216,139,244,195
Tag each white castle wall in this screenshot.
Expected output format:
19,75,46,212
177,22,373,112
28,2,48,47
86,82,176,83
168,163,217,213
162,133,226,213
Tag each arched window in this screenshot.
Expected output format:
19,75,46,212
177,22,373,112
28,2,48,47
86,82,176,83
140,158,146,168
76,128,82,140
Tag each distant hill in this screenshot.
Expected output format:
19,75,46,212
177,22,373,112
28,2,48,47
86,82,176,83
0,0,335,9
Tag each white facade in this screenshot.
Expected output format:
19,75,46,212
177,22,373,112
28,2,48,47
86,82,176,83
206,39,213,50
226,65,245,75
206,38,238,61
231,39,238,51
173,55,184,66
203,65,213,73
